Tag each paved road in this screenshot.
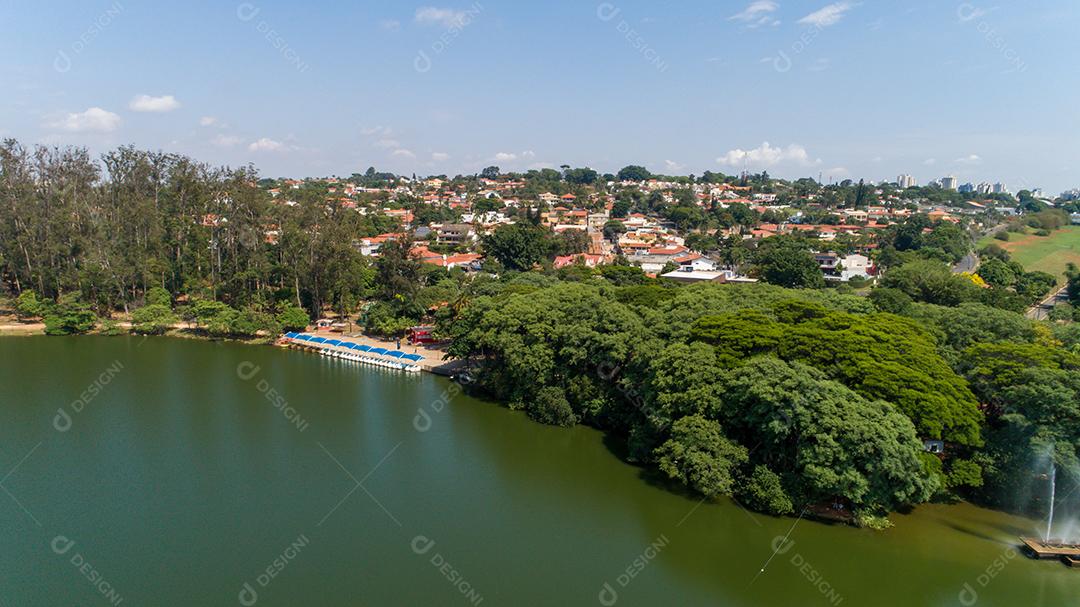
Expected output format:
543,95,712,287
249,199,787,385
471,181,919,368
953,252,978,274
1027,285,1070,320
952,223,1012,274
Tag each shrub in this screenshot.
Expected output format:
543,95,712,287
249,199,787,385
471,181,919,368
131,304,178,335
738,465,794,515
98,318,123,336
15,290,45,319
145,287,172,307
43,294,96,335
527,386,577,427
993,231,1010,242
855,512,894,530
946,459,984,489
276,304,311,332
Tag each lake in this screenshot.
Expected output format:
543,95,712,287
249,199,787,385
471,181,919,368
0,336,1074,605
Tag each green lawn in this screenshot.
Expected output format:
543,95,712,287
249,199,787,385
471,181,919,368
978,225,1080,285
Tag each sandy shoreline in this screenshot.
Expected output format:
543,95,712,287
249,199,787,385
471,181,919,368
0,322,45,335
0,322,467,377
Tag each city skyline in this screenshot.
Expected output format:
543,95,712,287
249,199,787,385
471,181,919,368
2,1,1077,191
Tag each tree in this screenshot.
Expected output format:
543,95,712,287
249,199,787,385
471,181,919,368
229,307,280,337
481,223,552,271
602,220,627,243
480,166,500,179
553,230,590,256
43,294,97,336
1068,264,1080,305
977,258,1017,288
655,415,748,498
375,237,422,310
131,304,178,335
738,465,794,515
880,260,981,307
14,290,45,319
616,165,652,182
276,304,311,332
753,237,825,289
364,301,415,338
191,299,232,329
1016,272,1057,302
720,358,935,513
145,287,172,307
563,167,599,185
528,386,577,427
869,288,914,315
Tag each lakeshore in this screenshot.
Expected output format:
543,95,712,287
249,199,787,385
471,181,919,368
0,317,466,377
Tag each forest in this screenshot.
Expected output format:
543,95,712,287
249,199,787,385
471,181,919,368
440,279,1080,525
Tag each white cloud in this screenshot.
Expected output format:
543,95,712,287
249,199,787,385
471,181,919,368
798,2,857,28
415,7,467,28
432,152,451,162
361,125,393,137
391,148,416,158
248,138,286,152
729,0,781,28
374,138,402,149
956,154,982,165
664,160,684,173
49,107,121,132
522,150,536,159
380,19,402,31
494,152,518,162
129,94,181,113
212,134,241,147
825,166,850,176
199,116,218,127
730,1,778,22
716,142,817,167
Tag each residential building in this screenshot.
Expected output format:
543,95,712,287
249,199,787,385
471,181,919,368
817,253,876,282
435,224,477,247
660,268,758,284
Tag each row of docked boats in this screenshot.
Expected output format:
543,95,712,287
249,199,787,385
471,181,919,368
280,332,424,372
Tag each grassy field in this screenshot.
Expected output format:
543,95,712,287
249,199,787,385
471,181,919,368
978,225,1080,285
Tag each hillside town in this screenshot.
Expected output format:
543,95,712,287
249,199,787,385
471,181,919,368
241,165,1068,286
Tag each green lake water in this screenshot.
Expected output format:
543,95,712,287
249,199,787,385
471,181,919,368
0,336,1075,606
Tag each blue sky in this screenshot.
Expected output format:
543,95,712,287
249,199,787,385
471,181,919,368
1,1,1077,192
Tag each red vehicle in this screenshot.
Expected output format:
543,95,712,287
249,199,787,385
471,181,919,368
408,326,437,345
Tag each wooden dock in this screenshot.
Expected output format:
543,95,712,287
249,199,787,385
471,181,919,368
1020,537,1080,562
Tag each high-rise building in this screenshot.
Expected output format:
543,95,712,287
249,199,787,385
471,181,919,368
977,182,992,194
941,176,958,191
992,182,1007,194
897,174,917,189
958,183,975,194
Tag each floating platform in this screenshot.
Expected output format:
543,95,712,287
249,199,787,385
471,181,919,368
1020,537,1080,565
